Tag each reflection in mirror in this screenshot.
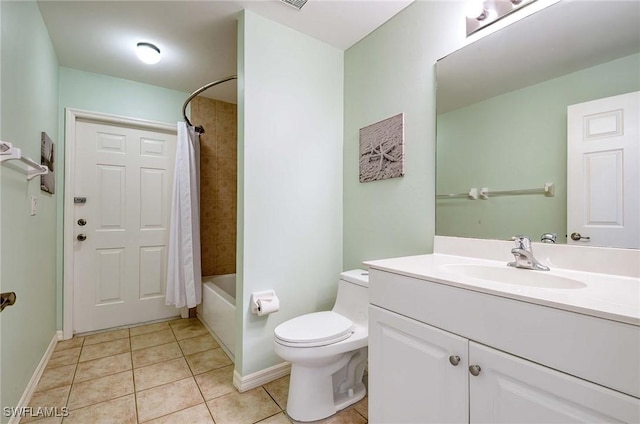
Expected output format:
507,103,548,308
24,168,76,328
465,0,536,36
435,0,640,248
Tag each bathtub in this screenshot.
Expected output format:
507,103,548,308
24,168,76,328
199,274,236,361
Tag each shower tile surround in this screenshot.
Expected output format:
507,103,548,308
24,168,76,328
191,97,238,276
29,319,368,423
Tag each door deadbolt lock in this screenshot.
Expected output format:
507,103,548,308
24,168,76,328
77,234,87,241
78,218,87,226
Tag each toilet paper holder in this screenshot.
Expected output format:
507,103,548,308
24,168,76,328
250,290,279,315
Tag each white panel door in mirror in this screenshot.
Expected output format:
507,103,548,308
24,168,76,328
567,91,639,249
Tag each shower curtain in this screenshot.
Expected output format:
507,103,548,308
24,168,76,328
166,122,202,309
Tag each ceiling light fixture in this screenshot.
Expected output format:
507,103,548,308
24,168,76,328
136,42,161,65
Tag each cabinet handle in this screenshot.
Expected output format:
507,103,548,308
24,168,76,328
469,365,481,376
449,355,461,366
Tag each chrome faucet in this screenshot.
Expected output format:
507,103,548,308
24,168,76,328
508,235,550,271
540,233,557,244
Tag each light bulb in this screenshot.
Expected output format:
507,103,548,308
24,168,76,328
465,0,486,19
136,42,161,65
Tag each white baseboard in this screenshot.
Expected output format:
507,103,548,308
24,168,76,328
233,362,291,393
8,332,61,424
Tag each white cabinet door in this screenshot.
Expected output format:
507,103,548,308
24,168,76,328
469,341,640,423
369,305,468,424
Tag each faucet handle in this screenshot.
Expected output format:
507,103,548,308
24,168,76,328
511,235,531,249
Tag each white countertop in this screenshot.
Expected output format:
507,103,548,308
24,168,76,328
365,253,640,326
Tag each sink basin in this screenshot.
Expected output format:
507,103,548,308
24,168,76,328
440,264,587,289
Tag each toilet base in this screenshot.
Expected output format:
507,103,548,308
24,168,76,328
334,381,366,412
285,347,367,422
286,379,366,422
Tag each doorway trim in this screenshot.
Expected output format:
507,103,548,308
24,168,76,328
63,108,177,339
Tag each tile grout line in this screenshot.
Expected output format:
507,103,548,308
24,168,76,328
63,337,85,420
138,320,215,423
171,318,236,422
262,385,285,413
59,339,82,422
260,387,292,423
134,324,176,423
184,337,218,423
130,336,140,424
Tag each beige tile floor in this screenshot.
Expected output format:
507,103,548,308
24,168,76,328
25,318,368,424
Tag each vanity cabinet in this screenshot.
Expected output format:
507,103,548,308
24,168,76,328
369,305,467,423
368,268,640,423
469,341,638,423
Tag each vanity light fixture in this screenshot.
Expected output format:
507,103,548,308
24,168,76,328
466,0,536,36
136,42,161,65
465,0,488,20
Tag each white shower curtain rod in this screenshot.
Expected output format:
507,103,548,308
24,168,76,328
182,75,237,133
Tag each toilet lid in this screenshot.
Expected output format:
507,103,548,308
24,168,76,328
274,311,354,347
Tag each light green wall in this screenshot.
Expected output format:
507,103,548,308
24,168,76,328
1,2,201,408
58,67,188,125
436,53,640,242
55,68,188,328
343,1,466,269
0,2,59,420
238,10,344,376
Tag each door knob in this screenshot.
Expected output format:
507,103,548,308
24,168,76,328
449,355,461,366
77,234,87,241
469,365,481,376
77,218,87,226
570,232,591,241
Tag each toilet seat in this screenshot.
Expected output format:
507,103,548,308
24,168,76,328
274,311,354,347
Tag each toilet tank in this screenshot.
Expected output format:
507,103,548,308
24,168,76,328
332,269,369,325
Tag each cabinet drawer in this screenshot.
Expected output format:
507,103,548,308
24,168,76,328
369,269,640,398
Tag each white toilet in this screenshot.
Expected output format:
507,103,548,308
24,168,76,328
273,269,369,422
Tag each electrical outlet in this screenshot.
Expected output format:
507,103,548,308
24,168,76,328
30,196,38,216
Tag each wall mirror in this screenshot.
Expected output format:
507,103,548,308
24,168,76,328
435,0,640,248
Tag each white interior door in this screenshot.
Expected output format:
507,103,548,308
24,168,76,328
567,91,639,248
73,119,178,333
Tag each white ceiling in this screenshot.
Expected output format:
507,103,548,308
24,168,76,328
37,0,414,104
